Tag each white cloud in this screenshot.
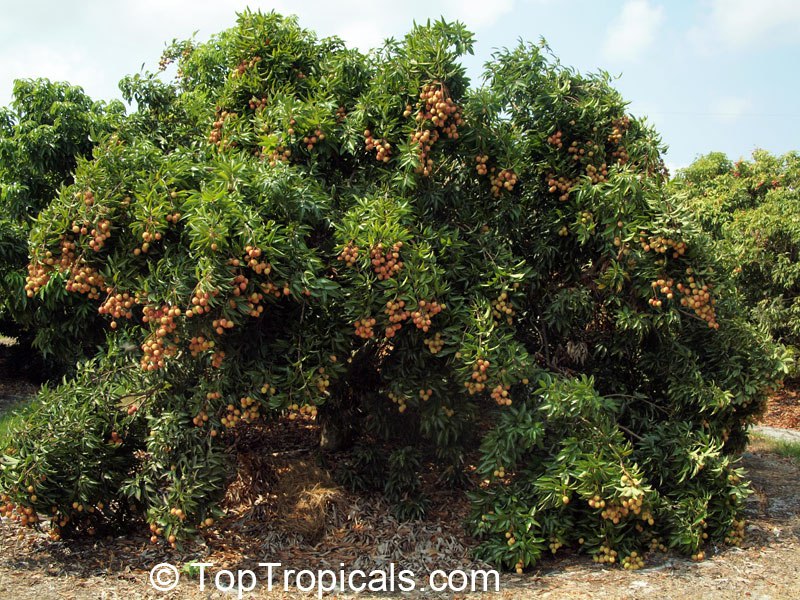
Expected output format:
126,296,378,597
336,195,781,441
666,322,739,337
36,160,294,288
689,0,800,53
707,0,800,48
441,0,515,30
0,45,106,106
602,0,665,63
0,0,530,106
710,96,752,123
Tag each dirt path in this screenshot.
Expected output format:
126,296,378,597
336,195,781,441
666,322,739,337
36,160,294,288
753,424,800,443
1,445,798,599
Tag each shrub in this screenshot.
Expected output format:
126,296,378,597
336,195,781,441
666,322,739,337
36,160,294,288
0,12,788,569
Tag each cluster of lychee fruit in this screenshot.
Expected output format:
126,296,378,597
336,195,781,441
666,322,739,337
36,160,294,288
566,139,602,165
232,55,262,78
489,168,518,197
259,280,290,300
243,245,272,275
135,228,164,255
388,391,408,413
364,130,391,163
370,241,404,280
80,219,112,252
65,261,105,299
504,530,516,547
546,173,576,202
411,299,443,332
691,549,706,562
410,128,438,176
677,274,718,328
416,83,462,137
423,332,444,354
639,233,687,259
287,403,318,420
611,145,630,164
248,95,268,111
221,397,254,428
24,261,50,297
384,299,409,338
475,154,489,175
608,116,631,145
354,317,377,339
648,277,675,308
140,304,181,371
58,235,78,267
99,289,136,329
192,407,210,427
265,145,292,166
466,358,490,395
211,317,235,335
593,544,619,565
548,536,564,554
408,82,463,176
209,109,236,146
584,162,609,185
546,130,564,149
1,499,39,527
315,367,331,396
188,335,215,356
621,552,645,570
648,536,668,553
337,242,359,267
231,273,250,298
490,384,512,406
492,291,515,325
303,128,326,151
186,288,217,318
724,518,746,545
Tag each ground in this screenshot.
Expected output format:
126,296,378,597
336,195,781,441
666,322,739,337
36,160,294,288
1,366,799,599
760,385,800,430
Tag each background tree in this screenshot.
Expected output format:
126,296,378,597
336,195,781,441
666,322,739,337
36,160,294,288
0,79,123,373
671,150,800,374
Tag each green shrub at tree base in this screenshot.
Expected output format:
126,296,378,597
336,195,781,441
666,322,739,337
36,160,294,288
0,11,789,571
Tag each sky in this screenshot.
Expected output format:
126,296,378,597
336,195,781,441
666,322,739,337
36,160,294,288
1,0,799,172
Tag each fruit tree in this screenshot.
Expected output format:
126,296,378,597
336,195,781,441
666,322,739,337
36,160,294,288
672,150,800,374
0,12,789,571
0,79,123,372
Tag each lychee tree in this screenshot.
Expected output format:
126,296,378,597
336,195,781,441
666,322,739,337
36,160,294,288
671,150,800,374
0,79,123,371
0,11,788,570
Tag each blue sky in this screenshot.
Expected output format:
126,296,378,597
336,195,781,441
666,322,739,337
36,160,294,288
2,0,799,172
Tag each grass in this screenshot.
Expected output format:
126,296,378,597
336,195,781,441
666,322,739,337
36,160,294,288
0,397,34,448
750,433,800,463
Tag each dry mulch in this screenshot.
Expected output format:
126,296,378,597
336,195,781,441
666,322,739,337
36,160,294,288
760,384,800,430
1,436,799,599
